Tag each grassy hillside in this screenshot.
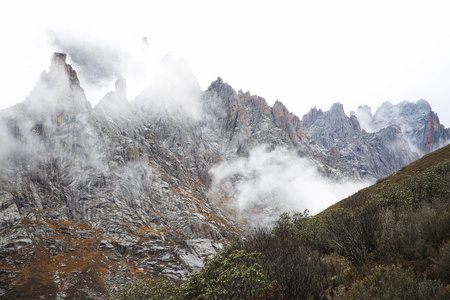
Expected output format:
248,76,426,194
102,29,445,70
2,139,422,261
109,145,450,299
329,143,450,211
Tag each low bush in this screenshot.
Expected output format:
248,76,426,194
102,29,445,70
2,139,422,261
239,227,327,299
335,264,448,300
107,277,181,300
379,201,450,264
302,205,382,265
428,240,450,285
183,248,274,299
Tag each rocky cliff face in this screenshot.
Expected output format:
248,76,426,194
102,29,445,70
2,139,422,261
356,100,450,154
0,53,431,298
0,55,238,298
422,111,450,153
303,103,418,180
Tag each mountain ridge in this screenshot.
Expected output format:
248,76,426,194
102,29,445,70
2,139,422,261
0,52,449,298
356,99,450,154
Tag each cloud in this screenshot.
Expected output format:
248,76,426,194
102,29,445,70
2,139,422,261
0,117,20,160
46,29,158,104
49,30,125,85
132,55,203,120
354,105,376,133
47,28,203,118
47,29,137,106
210,145,371,226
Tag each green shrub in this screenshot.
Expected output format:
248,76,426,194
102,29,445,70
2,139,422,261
372,183,414,207
107,277,181,300
379,202,450,263
429,240,450,285
317,206,382,265
335,264,448,300
272,210,310,235
182,248,272,299
297,213,331,253
241,227,326,299
372,160,450,208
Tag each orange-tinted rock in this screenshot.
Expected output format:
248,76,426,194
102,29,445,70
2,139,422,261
50,52,80,87
272,100,288,129
239,109,247,121
302,107,322,127
423,112,450,153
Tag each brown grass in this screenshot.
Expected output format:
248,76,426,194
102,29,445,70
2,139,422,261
327,144,450,211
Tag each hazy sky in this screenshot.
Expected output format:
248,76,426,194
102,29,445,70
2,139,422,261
1,0,450,125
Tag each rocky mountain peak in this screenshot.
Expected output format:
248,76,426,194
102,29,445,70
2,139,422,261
303,102,417,179
49,52,80,88
360,99,448,154
272,101,288,121
271,100,304,141
95,76,131,120
206,77,231,97
330,102,345,114
303,103,355,140
377,100,393,110
2,53,91,132
50,52,67,66
204,77,238,111
302,107,322,127
424,111,450,153
328,103,348,124
415,99,432,112
215,76,223,85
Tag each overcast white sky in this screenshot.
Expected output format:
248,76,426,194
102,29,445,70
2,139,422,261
1,0,450,125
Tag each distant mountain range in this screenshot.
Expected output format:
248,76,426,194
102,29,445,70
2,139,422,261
0,53,448,298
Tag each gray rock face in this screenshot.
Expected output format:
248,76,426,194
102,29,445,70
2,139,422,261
356,100,450,154
201,78,358,180
0,55,238,298
303,103,418,180
176,239,222,272
0,53,435,298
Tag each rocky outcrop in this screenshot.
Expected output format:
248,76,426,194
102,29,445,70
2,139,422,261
50,52,81,87
423,111,450,153
302,107,322,127
176,239,222,272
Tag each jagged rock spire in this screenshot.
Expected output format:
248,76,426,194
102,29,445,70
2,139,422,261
50,52,80,87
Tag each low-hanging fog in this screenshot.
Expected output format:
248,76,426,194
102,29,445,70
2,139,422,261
210,145,371,224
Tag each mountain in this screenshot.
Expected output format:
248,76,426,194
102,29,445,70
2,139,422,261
302,103,418,180
355,100,450,154
0,53,447,298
